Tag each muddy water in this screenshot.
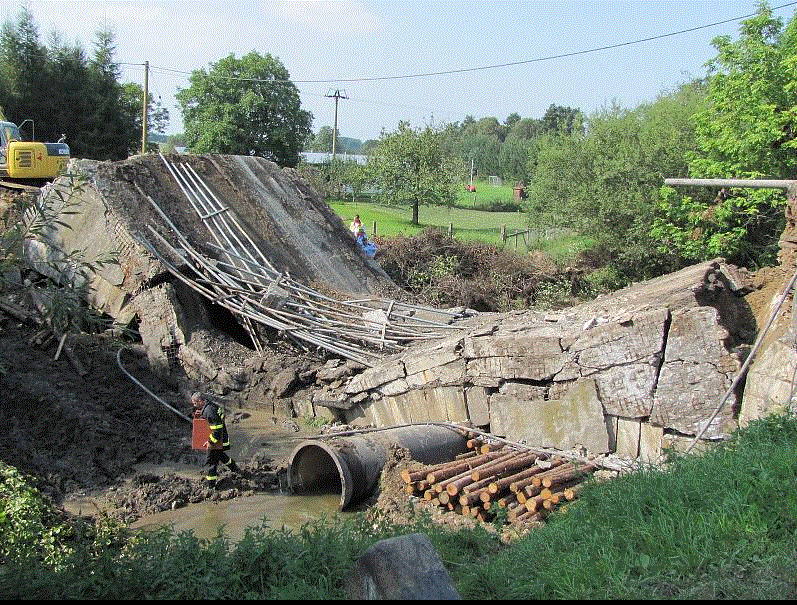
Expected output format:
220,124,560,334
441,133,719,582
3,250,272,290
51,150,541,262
68,409,355,542
128,490,349,542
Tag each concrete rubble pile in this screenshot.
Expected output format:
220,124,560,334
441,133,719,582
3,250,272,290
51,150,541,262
21,153,397,389
338,259,757,462
17,152,797,465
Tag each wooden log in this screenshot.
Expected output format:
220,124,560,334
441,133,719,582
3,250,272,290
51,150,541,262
470,451,531,482
445,452,514,496
458,477,496,506
479,442,505,455
542,463,596,489
498,493,519,509
490,458,542,494
423,489,435,501
564,482,587,501
455,449,479,460
531,460,572,487
525,494,546,513
438,491,450,505
515,509,546,524
426,450,507,484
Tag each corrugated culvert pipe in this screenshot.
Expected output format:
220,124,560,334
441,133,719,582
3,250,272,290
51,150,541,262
287,424,468,509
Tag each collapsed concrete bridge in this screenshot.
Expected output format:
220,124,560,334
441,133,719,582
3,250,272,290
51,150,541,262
20,152,797,463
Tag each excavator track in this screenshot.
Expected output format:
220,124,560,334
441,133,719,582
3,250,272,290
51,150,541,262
0,179,43,194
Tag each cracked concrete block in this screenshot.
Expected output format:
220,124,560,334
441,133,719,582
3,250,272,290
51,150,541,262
639,422,664,463
652,360,735,437
425,386,467,423
592,360,658,418
378,378,410,397
403,346,461,376
345,360,405,394
463,327,563,358
663,307,729,363
405,360,466,388
615,417,641,458
466,354,568,381
570,308,668,371
465,386,490,426
489,378,609,453
385,394,411,425
740,340,797,426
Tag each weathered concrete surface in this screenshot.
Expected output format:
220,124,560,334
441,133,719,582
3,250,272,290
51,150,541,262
345,533,461,600
739,186,797,424
342,259,755,458
24,154,395,390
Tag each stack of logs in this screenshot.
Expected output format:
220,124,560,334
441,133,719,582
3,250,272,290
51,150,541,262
401,438,597,525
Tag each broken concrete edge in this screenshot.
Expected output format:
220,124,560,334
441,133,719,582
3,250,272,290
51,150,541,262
330,260,758,462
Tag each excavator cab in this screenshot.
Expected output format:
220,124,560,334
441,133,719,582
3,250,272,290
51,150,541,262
0,120,70,180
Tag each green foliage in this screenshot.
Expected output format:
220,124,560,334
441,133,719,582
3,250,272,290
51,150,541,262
0,462,74,568
653,3,796,266
1,174,121,334
176,51,311,167
0,6,157,159
458,412,797,599
361,122,463,225
529,80,707,284
374,229,589,311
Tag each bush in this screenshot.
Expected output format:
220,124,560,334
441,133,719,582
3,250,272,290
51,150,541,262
375,229,593,312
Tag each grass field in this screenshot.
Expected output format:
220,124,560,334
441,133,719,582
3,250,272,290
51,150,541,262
330,198,584,258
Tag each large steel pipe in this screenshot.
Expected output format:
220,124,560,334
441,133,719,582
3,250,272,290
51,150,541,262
287,425,468,509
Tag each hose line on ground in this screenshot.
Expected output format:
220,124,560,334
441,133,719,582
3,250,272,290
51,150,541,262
116,346,192,423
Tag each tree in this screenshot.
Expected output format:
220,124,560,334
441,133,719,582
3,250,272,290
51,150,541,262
362,122,463,225
499,134,530,184
176,51,312,167
530,81,706,285
652,3,797,266
0,7,140,160
540,104,584,135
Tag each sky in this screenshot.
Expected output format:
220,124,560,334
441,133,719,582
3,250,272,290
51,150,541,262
4,0,797,141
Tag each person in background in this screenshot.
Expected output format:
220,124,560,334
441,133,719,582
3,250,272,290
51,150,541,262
350,214,362,234
191,391,241,488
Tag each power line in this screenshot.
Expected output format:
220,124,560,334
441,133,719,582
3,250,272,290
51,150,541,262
128,2,797,85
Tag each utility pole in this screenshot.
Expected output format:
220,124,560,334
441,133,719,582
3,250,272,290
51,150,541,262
141,61,149,155
324,88,348,160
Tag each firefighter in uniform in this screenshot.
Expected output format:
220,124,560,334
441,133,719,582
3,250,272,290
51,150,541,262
191,391,241,488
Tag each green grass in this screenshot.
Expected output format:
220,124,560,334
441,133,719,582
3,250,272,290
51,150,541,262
458,412,797,599
331,198,581,249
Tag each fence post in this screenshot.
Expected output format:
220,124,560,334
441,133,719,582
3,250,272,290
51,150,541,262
372,220,377,237
448,222,453,237
501,225,506,243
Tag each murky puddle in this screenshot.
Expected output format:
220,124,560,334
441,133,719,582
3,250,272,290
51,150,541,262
65,409,355,542
128,490,351,542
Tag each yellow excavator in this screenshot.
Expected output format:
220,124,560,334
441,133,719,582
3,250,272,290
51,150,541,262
0,119,70,184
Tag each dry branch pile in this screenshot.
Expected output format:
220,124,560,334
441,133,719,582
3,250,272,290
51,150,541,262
401,437,598,526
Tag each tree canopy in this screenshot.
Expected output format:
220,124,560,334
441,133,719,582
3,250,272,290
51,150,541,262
0,5,166,160
361,122,463,225
653,3,797,266
176,51,312,167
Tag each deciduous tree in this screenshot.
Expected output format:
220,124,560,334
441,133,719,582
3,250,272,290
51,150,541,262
177,51,312,167
362,122,463,225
